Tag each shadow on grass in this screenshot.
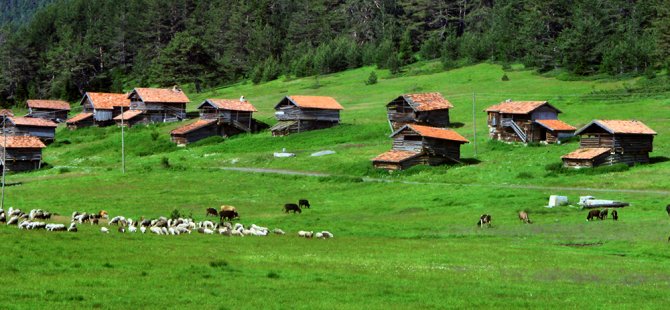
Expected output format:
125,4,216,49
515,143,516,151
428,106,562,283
450,122,465,128
649,156,670,164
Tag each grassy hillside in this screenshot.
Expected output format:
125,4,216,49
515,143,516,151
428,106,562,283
2,63,669,308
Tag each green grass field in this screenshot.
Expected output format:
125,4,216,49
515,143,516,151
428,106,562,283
1,62,669,308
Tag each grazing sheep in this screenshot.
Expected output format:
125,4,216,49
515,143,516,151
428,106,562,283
230,229,244,237
315,232,324,239
91,218,99,225
273,228,285,235
161,227,169,235
176,227,191,234
599,209,609,220
321,231,334,238
154,219,168,228
233,223,244,231
9,208,21,217
7,216,19,225
140,226,147,234
612,209,619,221
206,208,218,217
218,227,231,235
586,209,602,221
118,227,126,233
128,226,137,233
298,230,313,238
100,227,109,233
0,213,5,223
67,222,77,232
201,221,215,229
108,216,126,225
46,223,66,231
518,211,532,224
149,227,162,235
168,227,178,235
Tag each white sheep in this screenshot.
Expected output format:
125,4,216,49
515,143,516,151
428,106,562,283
150,227,162,235
230,229,244,237
140,226,147,234
128,226,137,233
7,216,19,225
67,223,77,232
233,223,244,231
315,232,324,239
273,228,285,235
176,227,191,234
161,227,169,235
168,227,177,235
321,231,334,239
100,227,109,233
298,230,313,238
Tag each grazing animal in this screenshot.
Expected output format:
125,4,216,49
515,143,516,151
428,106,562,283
587,209,602,221
7,216,19,225
298,230,313,238
599,209,609,220
273,228,285,235
140,226,147,234
315,232,323,239
118,227,126,233
67,223,77,232
518,211,531,224
284,203,302,214
299,199,311,209
206,208,218,217
321,231,334,238
477,214,492,227
100,227,109,233
220,205,237,212
99,210,109,219
128,226,137,233
219,210,239,221
0,213,5,223
91,218,99,225
611,209,618,221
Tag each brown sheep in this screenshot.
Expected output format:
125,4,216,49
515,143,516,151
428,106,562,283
206,208,218,217
518,211,531,224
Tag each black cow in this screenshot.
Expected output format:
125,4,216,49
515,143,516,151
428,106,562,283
219,210,239,221
299,199,311,209
611,209,618,221
587,209,602,221
284,203,302,214
477,214,492,227
206,208,218,217
599,209,608,220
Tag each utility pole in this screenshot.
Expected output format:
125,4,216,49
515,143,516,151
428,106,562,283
1,117,7,209
472,92,477,158
121,110,125,174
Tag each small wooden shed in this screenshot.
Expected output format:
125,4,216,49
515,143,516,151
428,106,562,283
113,110,146,127
372,124,469,170
271,96,344,136
68,92,130,129
0,135,46,172
26,100,71,122
170,119,218,145
562,120,656,168
198,98,261,131
7,117,58,143
485,101,574,143
127,87,190,123
386,92,453,131
0,109,14,122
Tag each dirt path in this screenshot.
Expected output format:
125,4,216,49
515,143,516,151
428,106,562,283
220,167,670,196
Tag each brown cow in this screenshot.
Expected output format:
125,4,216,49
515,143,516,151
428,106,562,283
611,209,618,221
518,211,532,224
586,209,602,221
477,214,492,227
599,209,608,220
219,210,239,221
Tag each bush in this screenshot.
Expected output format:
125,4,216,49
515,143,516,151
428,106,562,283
267,271,280,279
502,73,510,81
209,260,228,268
261,57,281,82
250,64,264,84
58,167,71,174
365,71,378,85
516,172,533,179
170,209,181,219
150,131,159,141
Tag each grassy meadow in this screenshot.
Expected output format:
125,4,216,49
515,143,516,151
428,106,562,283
1,63,670,308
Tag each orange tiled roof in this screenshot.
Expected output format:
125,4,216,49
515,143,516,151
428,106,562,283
85,92,130,110
200,99,257,112
535,119,576,132
66,113,93,124
561,148,611,160
371,150,422,163
9,117,58,128
131,88,190,104
170,119,217,135
485,101,556,114
113,110,144,121
26,99,71,111
395,124,469,143
0,135,46,149
0,109,14,117
402,93,453,111
286,96,344,110
576,120,657,135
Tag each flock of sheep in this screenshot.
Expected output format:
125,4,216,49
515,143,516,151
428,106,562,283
0,207,334,239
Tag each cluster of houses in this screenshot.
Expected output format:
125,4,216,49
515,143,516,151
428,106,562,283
0,86,658,173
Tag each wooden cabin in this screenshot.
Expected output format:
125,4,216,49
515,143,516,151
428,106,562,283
0,135,46,172
113,110,145,127
372,124,469,170
6,117,58,143
171,98,264,145
0,109,14,122
67,92,130,129
26,100,71,122
386,92,453,131
485,101,575,143
562,120,656,168
117,87,189,126
270,96,344,136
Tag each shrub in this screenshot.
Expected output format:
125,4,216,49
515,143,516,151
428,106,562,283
365,71,378,85
170,209,181,220
516,172,533,179
161,157,171,169
502,73,510,81
209,260,228,268
267,271,280,279
150,131,159,141
58,167,71,174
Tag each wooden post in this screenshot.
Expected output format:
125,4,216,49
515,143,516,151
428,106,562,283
472,92,477,158
1,118,6,209
121,109,125,174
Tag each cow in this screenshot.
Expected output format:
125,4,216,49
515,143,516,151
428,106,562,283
284,203,302,214
518,211,531,224
611,209,618,221
299,199,311,209
587,209,602,221
206,208,218,217
219,210,239,221
599,209,608,220
477,214,491,227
